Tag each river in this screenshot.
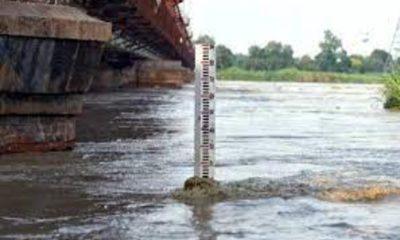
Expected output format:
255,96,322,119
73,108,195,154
0,81,400,239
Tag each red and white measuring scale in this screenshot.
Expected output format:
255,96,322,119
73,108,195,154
194,44,216,179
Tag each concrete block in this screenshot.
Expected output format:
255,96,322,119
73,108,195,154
0,1,112,41
0,116,75,154
0,94,83,115
91,64,138,91
0,36,103,93
136,60,194,88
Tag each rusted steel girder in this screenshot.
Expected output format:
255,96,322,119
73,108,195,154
124,0,193,68
73,0,194,68
129,0,194,66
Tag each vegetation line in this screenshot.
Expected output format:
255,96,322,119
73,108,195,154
218,67,386,84
198,31,395,76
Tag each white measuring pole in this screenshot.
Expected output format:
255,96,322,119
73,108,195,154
194,44,216,179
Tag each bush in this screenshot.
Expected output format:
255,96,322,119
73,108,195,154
384,74,400,109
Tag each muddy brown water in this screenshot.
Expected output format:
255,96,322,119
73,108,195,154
0,82,400,239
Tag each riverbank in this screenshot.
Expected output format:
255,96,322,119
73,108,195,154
218,67,386,84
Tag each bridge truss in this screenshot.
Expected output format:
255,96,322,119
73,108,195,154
74,0,194,68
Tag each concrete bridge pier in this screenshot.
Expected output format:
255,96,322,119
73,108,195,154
0,2,111,153
92,59,194,90
137,61,194,88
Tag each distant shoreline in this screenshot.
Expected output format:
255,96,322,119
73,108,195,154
218,67,387,84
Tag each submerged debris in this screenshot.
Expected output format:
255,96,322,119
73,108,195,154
172,177,227,204
172,174,400,205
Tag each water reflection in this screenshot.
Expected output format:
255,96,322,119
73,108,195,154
191,204,218,240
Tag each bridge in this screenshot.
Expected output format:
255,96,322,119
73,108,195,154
0,0,194,154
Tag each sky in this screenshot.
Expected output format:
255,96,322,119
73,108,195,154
181,0,400,57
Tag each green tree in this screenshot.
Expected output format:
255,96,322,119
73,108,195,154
349,55,365,73
233,53,249,69
216,45,234,69
194,35,216,46
336,50,352,72
315,30,350,72
364,49,392,72
246,45,266,70
263,41,295,70
246,42,295,71
297,55,316,71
